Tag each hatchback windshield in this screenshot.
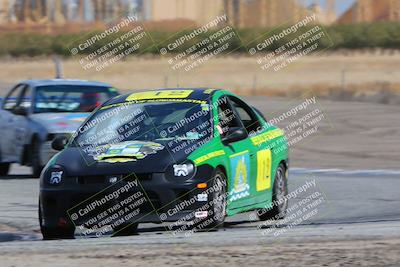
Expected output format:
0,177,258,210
73,101,212,147
34,85,118,113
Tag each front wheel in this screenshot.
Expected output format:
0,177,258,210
39,202,75,240
257,163,288,221
112,223,139,236
40,226,75,240
0,163,10,176
195,169,227,231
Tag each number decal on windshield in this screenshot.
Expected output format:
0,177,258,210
126,90,193,101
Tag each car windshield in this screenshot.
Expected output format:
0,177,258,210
72,101,212,147
34,85,118,113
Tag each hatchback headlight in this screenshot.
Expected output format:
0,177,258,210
166,161,196,180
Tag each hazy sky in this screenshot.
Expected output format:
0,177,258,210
302,0,356,15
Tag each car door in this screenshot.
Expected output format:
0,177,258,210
13,85,32,161
216,95,257,210
228,95,272,206
0,84,30,161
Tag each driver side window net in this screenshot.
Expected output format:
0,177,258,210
217,97,241,137
229,96,262,135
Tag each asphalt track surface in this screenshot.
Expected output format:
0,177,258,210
0,165,399,244
0,165,400,267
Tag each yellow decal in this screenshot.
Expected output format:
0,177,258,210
193,150,225,165
204,88,216,94
126,90,193,101
251,129,284,146
101,98,206,110
132,99,206,104
256,149,272,191
99,158,136,163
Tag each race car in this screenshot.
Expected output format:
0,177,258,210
0,79,119,177
39,88,288,239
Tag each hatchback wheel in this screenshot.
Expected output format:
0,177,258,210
257,163,288,221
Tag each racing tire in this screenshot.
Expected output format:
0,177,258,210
0,163,10,176
39,202,75,240
31,140,44,178
41,227,75,240
195,169,227,231
112,223,139,237
257,163,288,221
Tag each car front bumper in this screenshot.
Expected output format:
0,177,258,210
39,165,216,229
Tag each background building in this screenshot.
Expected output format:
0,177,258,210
0,0,138,24
338,0,400,23
1,0,400,28
142,0,224,25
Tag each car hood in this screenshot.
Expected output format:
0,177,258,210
30,112,89,133
54,140,190,176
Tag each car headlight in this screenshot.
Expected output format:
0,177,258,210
166,160,196,180
45,165,66,186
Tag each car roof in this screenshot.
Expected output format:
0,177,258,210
21,79,111,88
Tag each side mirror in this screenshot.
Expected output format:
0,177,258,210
51,135,69,151
12,106,28,116
222,127,248,144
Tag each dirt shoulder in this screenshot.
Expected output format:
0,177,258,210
0,54,400,94
1,237,399,267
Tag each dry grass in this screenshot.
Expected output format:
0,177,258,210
1,54,400,98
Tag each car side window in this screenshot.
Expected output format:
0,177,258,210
228,96,262,134
216,96,243,137
2,84,27,111
19,86,32,109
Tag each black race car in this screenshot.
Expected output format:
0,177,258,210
39,89,288,239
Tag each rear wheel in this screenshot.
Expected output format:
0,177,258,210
31,140,44,178
257,163,288,221
0,163,10,176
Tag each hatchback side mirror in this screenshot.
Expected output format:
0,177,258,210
222,127,248,144
52,135,69,151
12,106,28,116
